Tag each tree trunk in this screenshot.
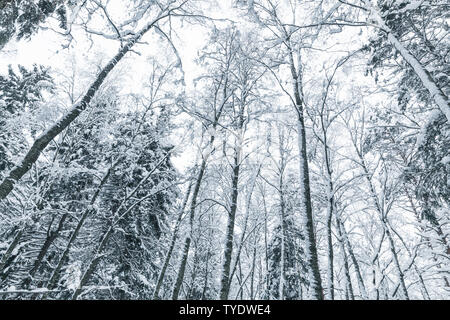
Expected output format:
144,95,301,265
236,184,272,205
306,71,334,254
200,230,212,300
171,83,227,299
335,213,354,300
23,212,69,288
219,151,241,300
279,180,286,300
172,159,207,300
71,153,173,300
0,228,24,276
228,164,260,293
249,236,257,300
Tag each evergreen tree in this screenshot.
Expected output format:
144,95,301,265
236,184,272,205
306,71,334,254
0,64,53,174
90,108,179,299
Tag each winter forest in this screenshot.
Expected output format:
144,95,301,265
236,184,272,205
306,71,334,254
0,0,448,301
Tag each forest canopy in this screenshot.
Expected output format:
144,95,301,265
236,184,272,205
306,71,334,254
0,0,448,300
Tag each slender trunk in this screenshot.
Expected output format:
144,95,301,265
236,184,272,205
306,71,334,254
153,181,193,299
279,182,285,300
383,224,409,299
172,237,191,300
172,159,207,300
219,151,241,300
71,153,173,300
324,166,334,300
335,213,354,300
325,204,334,300
338,214,367,299
0,228,24,276
23,212,69,287
320,113,335,300
262,191,269,294
228,164,260,291
235,259,245,299
200,235,212,300
0,13,170,200
288,47,324,299
373,267,378,300
187,248,199,299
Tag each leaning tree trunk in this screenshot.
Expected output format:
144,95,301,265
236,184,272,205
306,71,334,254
381,221,409,300
71,153,172,300
288,47,324,300
0,13,170,200
387,214,430,299
335,212,354,300
219,147,241,300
